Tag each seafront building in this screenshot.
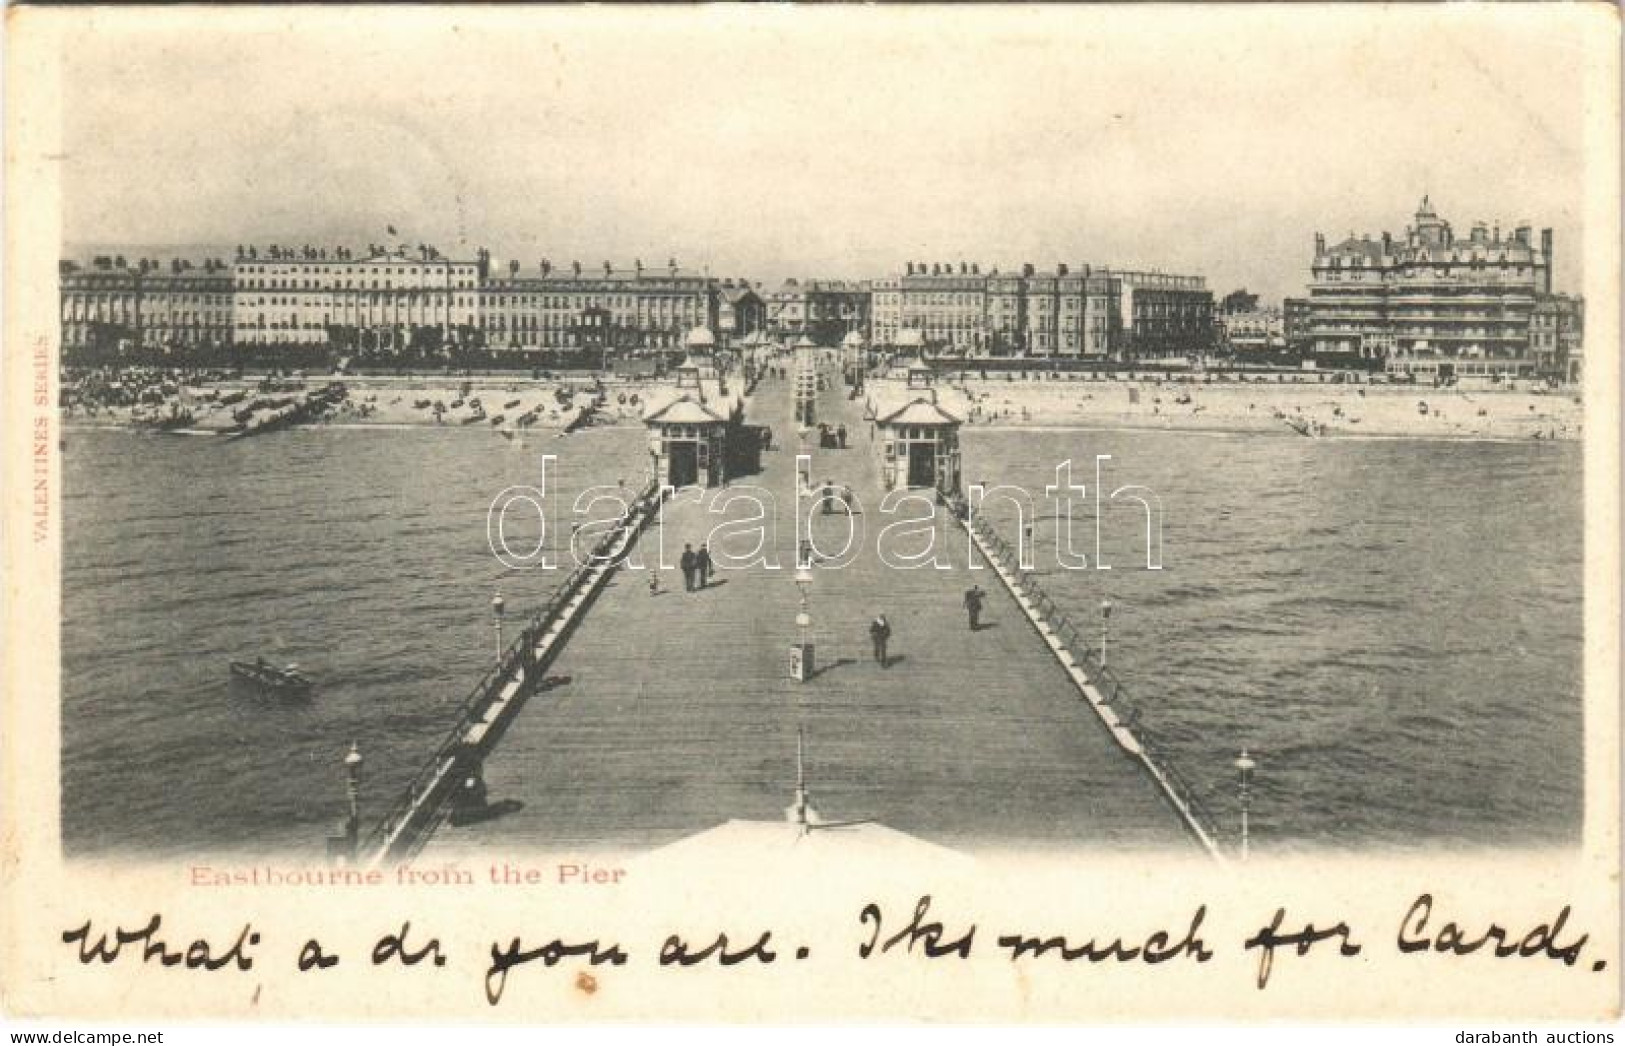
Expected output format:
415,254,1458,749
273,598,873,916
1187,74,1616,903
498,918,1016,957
765,279,870,345
61,243,1216,365
1529,293,1584,383
1217,308,1285,354
59,256,234,353
1306,197,1581,379
717,281,766,341
869,262,1136,359
478,258,723,353
231,244,482,350
1098,269,1214,360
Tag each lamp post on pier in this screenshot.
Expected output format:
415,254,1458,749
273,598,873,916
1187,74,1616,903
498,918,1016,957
1099,599,1113,668
343,741,364,860
491,590,505,665
1235,749,1256,861
791,564,814,682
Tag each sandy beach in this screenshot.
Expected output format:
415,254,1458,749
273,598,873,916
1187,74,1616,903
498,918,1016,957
61,374,672,433
894,377,1583,442
63,369,1582,443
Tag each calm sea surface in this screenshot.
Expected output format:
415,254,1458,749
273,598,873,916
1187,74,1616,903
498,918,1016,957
963,429,1583,852
61,425,1582,856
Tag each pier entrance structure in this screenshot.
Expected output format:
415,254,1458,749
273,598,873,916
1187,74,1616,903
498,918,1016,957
643,325,732,488
644,393,727,488
874,393,961,495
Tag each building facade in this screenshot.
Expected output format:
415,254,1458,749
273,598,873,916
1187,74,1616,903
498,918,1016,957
1282,297,1312,351
1529,293,1585,383
1218,308,1285,353
60,256,234,355
717,282,765,341
870,261,1124,358
1098,270,1214,360
1308,198,1554,374
479,259,719,353
232,244,483,350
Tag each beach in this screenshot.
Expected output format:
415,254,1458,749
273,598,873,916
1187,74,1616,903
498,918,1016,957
60,373,674,433
908,377,1583,442
62,368,1583,443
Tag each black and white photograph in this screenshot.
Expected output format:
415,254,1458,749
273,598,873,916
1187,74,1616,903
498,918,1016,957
2,2,1618,1026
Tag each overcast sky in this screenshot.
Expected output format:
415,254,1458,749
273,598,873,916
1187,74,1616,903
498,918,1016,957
58,5,1597,303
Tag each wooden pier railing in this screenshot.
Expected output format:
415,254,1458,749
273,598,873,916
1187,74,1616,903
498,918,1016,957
357,479,664,865
945,495,1226,859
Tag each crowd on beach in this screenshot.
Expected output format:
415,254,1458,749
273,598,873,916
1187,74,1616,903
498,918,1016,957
58,361,1582,442
936,375,1582,441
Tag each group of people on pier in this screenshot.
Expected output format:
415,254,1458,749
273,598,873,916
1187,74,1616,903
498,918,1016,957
676,542,713,593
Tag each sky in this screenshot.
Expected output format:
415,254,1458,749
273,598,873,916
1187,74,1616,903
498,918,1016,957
54,5,1599,304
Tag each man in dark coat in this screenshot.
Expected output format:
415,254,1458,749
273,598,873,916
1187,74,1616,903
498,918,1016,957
680,543,697,592
869,614,891,668
963,584,985,631
695,543,713,589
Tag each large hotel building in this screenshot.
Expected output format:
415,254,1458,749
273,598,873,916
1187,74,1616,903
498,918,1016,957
231,245,481,348
479,258,725,352
59,256,234,353
869,262,1211,360
1306,197,1580,378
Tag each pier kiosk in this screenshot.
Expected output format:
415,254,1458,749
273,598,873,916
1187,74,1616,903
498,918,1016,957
875,363,962,496
644,393,728,488
644,330,729,488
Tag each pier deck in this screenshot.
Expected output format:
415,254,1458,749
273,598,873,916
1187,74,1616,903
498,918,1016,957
425,363,1193,854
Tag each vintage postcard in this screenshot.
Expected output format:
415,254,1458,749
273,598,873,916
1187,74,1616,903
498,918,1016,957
1,3,1619,1024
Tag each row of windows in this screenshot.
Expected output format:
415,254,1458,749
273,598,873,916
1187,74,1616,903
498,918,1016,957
238,264,473,277
239,278,478,291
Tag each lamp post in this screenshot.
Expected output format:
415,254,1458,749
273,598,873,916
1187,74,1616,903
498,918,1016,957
1099,599,1113,668
1235,749,1256,861
792,564,814,682
491,590,505,665
343,741,364,860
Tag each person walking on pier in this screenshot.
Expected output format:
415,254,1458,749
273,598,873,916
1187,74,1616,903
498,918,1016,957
696,543,713,589
869,614,892,668
963,584,985,631
680,543,697,592
836,423,848,449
